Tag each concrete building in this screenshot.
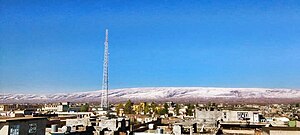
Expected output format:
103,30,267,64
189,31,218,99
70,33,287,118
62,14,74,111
94,118,130,135
66,117,94,127
222,108,261,122
0,104,17,111
0,104,40,112
195,107,222,124
0,117,47,135
195,107,263,126
46,125,95,135
172,121,197,135
43,102,70,112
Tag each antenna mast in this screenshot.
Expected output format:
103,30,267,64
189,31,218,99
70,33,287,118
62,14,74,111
101,29,109,110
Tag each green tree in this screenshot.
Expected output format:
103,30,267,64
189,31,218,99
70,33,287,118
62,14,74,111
80,104,89,112
144,102,150,114
175,104,180,115
159,103,169,115
124,100,133,114
164,103,169,112
150,102,157,114
138,104,143,114
186,104,194,116
116,103,124,114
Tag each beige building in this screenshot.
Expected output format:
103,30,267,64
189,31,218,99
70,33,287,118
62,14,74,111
0,104,17,111
0,104,40,112
42,102,70,112
0,117,47,135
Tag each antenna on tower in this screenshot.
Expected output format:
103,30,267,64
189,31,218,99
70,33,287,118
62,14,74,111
101,29,109,110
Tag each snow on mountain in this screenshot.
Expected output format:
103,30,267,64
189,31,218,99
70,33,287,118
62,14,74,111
1,87,300,103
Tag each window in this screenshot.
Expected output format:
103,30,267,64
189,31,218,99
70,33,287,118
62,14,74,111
223,112,227,119
10,125,20,135
237,112,249,120
28,123,37,134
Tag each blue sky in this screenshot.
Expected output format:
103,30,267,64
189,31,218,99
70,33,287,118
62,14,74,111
1,0,300,94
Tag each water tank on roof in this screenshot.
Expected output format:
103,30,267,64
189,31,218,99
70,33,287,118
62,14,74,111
61,126,71,133
149,123,154,129
51,124,58,132
156,128,163,134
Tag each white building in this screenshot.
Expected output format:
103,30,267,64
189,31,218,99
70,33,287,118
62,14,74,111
195,107,263,124
222,108,261,122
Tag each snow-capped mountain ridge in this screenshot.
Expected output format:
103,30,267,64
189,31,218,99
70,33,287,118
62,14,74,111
1,87,300,103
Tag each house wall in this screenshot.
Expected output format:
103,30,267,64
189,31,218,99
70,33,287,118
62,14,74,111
0,105,17,111
222,110,260,122
269,130,300,135
195,109,222,122
7,119,47,135
196,108,261,123
66,118,90,127
99,119,118,131
0,124,9,135
43,106,58,112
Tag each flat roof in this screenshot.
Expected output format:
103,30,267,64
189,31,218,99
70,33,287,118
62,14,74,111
263,127,300,131
55,112,94,114
174,121,197,126
0,117,47,122
220,122,267,126
197,107,260,111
